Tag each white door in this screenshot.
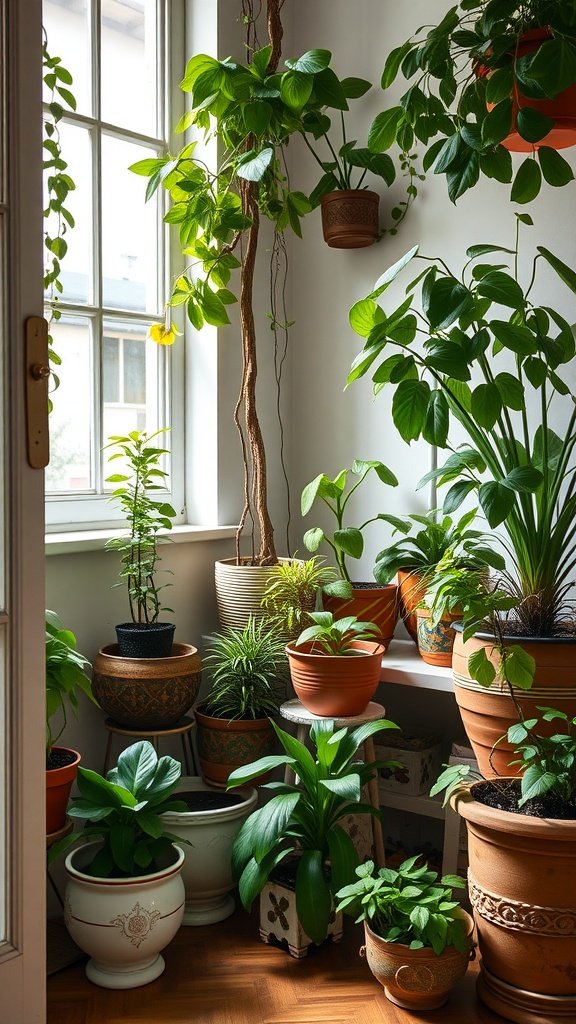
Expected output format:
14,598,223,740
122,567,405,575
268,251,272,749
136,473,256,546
0,0,47,1020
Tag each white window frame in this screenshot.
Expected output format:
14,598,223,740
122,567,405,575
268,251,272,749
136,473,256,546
45,0,186,531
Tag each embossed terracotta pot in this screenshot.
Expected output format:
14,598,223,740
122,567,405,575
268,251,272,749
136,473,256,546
285,640,385,717
451,782,576,1024
194,706,277,788
320,189,379,248
397,569,426,643
416,608,461,667
323,583,399,650
92,643,201,729
361,914,474,1010
452,626,576,778
64,841,185,989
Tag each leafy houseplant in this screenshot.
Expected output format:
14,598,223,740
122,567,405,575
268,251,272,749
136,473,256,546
373,0,576,204
105,428,177,657
227,717,399,950
48,741,187,989
335,857,472,1010
260,556,336,643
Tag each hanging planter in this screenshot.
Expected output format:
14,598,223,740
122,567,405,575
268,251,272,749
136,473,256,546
320,190,380,248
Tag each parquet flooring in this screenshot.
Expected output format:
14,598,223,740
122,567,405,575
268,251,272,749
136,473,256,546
47,907,503,1024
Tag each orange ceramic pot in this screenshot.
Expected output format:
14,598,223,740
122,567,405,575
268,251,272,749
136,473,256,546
46,747,81,834
397,569,427,643
194,707,277,788
451,781,576,1023
285,639,385,717
320,190,379,248
452,627,576,779
323,583,399,650
416,609,461,667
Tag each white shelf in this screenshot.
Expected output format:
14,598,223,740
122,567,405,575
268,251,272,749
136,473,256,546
380,639,453,692
378,785,446,820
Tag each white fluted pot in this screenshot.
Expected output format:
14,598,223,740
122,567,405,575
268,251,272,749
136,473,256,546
215,557,296,630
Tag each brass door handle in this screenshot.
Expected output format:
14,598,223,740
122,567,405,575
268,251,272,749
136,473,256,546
25,316,50,469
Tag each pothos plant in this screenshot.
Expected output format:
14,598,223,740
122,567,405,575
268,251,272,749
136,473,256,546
372,0,576,204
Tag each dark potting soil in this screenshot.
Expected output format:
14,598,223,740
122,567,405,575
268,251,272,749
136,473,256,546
177,790,245,811
46,748,77,771
473,779,576,820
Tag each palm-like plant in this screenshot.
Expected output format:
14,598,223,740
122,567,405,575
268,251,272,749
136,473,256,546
203,617,287,720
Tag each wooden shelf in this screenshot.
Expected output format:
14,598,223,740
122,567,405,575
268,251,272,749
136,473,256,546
378,785,446,820
380,639,453,692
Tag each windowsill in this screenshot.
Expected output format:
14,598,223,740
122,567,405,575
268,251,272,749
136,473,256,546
45,523,239,555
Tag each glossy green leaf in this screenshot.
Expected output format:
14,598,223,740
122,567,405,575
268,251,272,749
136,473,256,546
392,379,431,442
510,159,542,204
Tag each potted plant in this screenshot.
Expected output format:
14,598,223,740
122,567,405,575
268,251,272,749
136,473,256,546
371,0,576,204
92,429,201,729
260,555,336,644
46,609,96,834
194,616,287,787
301,459,400,646
414,549,495,668
227,716,399,957
346,220,576,766
285,611,384,717
433,704,576,1023
48,740,188,989
335,856,473,1010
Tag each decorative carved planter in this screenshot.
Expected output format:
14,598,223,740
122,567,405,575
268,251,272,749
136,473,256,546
92,643,201,730
194,706,277,788
259,872,342,959
320,189,379,248
416,608,461,667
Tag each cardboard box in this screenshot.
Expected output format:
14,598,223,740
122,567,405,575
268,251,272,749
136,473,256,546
376,733,443,796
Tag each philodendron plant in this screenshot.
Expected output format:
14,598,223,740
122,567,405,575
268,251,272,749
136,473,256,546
347,216,576,686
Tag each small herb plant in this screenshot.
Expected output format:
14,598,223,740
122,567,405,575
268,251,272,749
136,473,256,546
301,460,398,596
48,741,188,878
202,617,287,720
45,610,95,757
335,856,469,955
227,717,399,945
295,611,382,655
105,429,177,625
260,557,336,638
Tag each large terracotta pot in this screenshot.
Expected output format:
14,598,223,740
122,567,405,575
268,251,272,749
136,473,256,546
361,915,474,1010
397,569,427,643
323,583,398,650
416,608,461,667
320,189,379,248
92,643,201,730
214,557,295,631
451,781,576,1023
285,639,385,717
46,747,81,834
452,626,576,778
194,706,277,788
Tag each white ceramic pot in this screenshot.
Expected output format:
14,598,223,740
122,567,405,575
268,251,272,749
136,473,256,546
64,842,185,989
161,776,258,925
215,557,296,630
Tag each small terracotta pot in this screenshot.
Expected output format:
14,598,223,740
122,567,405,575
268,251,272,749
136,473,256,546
361,916,474,1010
397,569,427,643
92,643,201,730
416,609,461,667
194,707,277,788
285,639,385,717
320,190,379,248
46,747,81,834
323,583,398,650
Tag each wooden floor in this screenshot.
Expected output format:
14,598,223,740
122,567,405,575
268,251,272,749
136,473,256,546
47,906,505,1024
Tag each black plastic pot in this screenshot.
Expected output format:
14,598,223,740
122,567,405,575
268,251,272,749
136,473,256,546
115,622,175,658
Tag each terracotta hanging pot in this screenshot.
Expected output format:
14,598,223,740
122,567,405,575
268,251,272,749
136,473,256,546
92,643,201,730
452,626,576,779
416,608,461,668
323,583,398,650
397,569,427,643
194,706,277,788
451,781,576,1023
285,639,385,717
320,189,380,248
46,747,81,835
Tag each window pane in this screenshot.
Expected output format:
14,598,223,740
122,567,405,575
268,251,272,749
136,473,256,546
101,135,160,313
101,0,158,136
124,337,146,403
43,0,92,116
46,122,93,305
46,318,93,492
102,321,159,477
103,336,120,402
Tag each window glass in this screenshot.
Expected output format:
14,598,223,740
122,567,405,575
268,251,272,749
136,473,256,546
101,0,158,136
46,318,93,493
43,0,92,116
102,320,159,483
47,121,93,306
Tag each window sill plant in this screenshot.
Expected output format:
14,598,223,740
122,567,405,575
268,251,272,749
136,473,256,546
227,716,399,957
335,856,473,1010
285,611,385,717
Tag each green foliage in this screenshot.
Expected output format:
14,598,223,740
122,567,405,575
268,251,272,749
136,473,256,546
375,0,576,203
45,610,95,753
335,855,469,955
48,741,188,878
202,617,287,720
347,221,576,640
105,429,176,625
421,555,516,634
260,557,336,638
301,459,398,590
295,611,382,655
507,707,576,807
227,717,399,944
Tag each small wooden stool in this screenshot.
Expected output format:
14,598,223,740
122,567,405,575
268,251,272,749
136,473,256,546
279,699,386,868
103,716,198,776
46,815,73,907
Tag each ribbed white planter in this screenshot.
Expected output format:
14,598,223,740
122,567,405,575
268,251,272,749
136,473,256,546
64,842,185,989
215,557,295,630
161,777,258,925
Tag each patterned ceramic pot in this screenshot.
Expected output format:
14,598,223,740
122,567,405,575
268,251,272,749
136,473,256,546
92,643,201,729
64,842,185,989
416,609,461,667
361,915,474,1009
320,189,379,248
259,873,343,959
194,706,277,788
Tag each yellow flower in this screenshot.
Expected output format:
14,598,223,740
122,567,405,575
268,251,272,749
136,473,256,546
149,322,181,346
